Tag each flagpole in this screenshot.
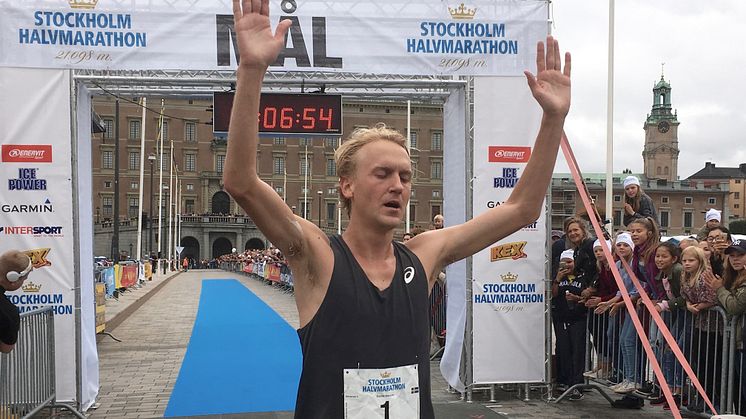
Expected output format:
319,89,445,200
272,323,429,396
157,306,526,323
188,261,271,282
136,98,147,261
167,140,174,269
157,99,165,269
605,0,615,235
304,144,308,219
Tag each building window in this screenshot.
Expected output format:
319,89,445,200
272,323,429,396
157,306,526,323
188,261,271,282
326,159,336,176
410,189,415,198
684,211,693,228
128,197,139,218
102,196,113,216
613,210,622,226
160,120,169,140
128,151,140,170
708,197,717,205
185,199,194,214
662,196,669,204
409,203,416,224
327,187,337,195
431,205,441,221
186,183,194,191
185,121,197,142
273,137,286,145
613,195,621,202
660,211,669,228
300,159,311,176
431,161,442,179
565,192,574,201
300,201,309,219
274,186,284,196
410,131,418,149
104,181,111,188
128,119,141,140
102,118,114,140
412,161,418,179
216,154,225,173
685,197,693,205
185,154,196,172
431,131,442,151
736,204,741,209
273,157,285,175
432,190,441,199
102,150,113,169
736,179,742,184
325,137,338,148
299,137,311,146
160,156,169,171
735,192,741,200
326,202,336,227
130,182,138,190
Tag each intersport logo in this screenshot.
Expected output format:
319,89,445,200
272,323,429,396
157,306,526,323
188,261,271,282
488,146,531,163
2,145,53,163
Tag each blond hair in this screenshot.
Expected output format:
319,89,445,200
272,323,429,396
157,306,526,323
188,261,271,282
682,245,708,288
334,124,409,216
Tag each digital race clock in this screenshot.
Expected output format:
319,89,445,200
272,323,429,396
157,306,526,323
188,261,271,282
213,92,342,135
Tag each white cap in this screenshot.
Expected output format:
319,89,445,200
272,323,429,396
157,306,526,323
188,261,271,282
623,175,640,188
560,249,575,261
705,208,721,222
615,232,635,250
593,239,612,250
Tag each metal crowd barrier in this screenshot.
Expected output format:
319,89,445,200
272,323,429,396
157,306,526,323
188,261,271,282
580,304,736,415
221,260,295,294
429,278,447,360
0,307,85,419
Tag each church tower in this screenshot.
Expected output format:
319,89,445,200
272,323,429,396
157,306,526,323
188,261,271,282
642,73,680,181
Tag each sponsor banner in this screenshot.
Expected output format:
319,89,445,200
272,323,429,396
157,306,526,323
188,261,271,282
243,263,253,274
120,264,138,288
102,267,115,296
0,68,78,400
0,0,547,75
1,144,53,163
472,77,545,383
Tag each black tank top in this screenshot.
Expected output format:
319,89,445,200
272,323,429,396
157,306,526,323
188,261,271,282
295,235,434,418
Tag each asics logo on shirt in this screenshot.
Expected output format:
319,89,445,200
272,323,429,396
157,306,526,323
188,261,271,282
403,266,415,284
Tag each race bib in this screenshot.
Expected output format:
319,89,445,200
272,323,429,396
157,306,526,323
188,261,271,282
343,364,420,419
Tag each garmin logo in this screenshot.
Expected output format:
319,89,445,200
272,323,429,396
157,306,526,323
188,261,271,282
1,201,53,213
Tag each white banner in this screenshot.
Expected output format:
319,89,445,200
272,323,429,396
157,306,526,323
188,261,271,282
0,0,547,75
0,68,78,401
472,77,546,383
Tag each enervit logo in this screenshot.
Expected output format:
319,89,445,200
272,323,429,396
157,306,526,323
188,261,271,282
488,146,531,163
2,145,52,163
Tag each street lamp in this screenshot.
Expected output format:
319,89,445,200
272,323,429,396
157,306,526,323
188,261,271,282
317,190,323,228
148,154,156,256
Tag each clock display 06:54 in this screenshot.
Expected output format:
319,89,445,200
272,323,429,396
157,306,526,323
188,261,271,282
257,106,335,132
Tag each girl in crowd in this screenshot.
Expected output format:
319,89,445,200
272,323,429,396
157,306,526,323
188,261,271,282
650,242,685,410
629,217,662,297
552,249,590,400
680,246,721,413
584,239,618,380
704,239,746,414
707,226,732,277
595,233,639,393
622,175,657,227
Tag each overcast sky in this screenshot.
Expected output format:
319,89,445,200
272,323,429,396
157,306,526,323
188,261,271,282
549,0,745,178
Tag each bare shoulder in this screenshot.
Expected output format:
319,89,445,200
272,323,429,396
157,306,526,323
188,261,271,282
405,229,449,280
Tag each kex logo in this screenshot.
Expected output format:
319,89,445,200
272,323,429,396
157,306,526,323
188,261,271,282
490,241,528,261
488,146,531,163
8,168,46,191
1,145,52,163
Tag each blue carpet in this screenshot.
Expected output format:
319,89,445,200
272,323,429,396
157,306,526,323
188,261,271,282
164,279,302,417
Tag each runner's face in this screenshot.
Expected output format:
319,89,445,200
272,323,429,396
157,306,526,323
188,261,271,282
348,140,411,229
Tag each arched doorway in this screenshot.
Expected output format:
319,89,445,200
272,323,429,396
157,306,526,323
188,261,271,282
180,236,200,263
212,237,233,258
245,238,265,250
212,191,230,214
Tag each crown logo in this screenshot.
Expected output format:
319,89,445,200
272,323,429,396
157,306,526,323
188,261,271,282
22,282,41,293
69,0,98,9
500,272,518,283
380,371,391,378
448,3,476,20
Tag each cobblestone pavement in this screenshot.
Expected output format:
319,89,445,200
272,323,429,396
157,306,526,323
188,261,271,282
86,270,687,419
